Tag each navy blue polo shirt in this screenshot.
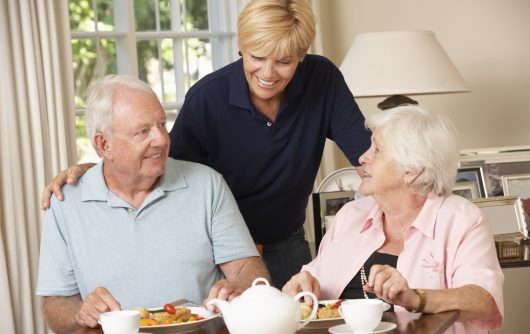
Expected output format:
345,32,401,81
169,54,371,243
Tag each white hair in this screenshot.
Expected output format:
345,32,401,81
365,105,459,197
85,74,156,149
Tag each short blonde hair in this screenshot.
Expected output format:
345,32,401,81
238,0,316,58
365,105,459,197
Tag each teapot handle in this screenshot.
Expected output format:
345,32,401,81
251,277,270,287
294,291,318,330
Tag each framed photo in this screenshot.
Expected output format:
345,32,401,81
501,173,530,222
472,196,528,240
312,190,356,250
501,173,530,198
456,166,487,198
452,181,479,200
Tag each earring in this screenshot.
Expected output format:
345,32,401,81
238,51,242,57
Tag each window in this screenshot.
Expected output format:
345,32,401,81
69,0,243,162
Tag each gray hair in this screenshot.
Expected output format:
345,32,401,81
85,74,156,149
365,105,459,197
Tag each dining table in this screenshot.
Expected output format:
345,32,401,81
74,310,460,334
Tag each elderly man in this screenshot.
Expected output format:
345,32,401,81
36,75,268,333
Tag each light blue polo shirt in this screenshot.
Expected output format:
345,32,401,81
36,158,259,309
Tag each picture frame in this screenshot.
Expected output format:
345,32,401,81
501,173,530,223
472,196,528,240
312,190,356,250
452,181,479,200
456,166,488,198
501,173,530,198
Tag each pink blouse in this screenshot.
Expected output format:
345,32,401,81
303,195,504,333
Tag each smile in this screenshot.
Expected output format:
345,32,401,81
257,77,277,87
145,153,162,159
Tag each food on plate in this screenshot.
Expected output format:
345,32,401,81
299,300,342,320
299,303,312,320
135,303,204,326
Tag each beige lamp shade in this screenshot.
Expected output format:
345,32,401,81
340,30,469,97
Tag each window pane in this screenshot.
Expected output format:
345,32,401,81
183,38,212,91
160,0,171,31
165,108,178,132
97,0,114,31
69,0,95,32
99,39,118,75
135,0,157,31
185,0,209,31
72,39,97,108
161,39,176,103
137,40,162,98
76,115,99,163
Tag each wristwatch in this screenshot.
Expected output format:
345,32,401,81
406,288,426,313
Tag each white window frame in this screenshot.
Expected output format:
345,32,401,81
70,0,241,115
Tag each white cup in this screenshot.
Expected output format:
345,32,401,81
338,299,383,333
99,310,140,334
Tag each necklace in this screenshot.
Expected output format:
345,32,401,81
360,265,369,299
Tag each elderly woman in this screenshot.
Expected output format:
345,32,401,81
283,106,503,333
41,0,370,289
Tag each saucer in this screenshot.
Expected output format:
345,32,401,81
328,321,397,333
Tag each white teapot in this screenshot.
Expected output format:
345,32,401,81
207,277,318,334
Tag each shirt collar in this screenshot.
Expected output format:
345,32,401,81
411,195,445,239
228,58,305,111
359,195,445,239
81,159,188,204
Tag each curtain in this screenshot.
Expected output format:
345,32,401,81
0,1,77,333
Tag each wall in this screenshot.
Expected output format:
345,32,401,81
318,0,530,152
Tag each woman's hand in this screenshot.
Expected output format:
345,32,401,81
363,264,419,310
282,271,320,305
41,163,96,209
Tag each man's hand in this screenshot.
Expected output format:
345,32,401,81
282,271,320,305
41,163,96,210
75,287,121,328
204,279,244,312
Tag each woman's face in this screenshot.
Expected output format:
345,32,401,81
241,50,304,104
358,129,406,198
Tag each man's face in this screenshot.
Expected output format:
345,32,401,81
105,88,170,183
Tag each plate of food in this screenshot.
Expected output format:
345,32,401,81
299,300,391,330
136,304,220,333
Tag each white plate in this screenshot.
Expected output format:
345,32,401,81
140,306,220,334
300,300,390,330
317,167,362,193
328,321,397,334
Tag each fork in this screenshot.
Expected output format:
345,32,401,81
169,299,203,307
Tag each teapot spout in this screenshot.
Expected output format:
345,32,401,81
206,298,231,314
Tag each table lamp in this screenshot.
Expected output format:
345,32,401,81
339,30,469,109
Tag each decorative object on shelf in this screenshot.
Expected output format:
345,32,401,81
456,165,488,198
495,238,523,259
473,196,528,240
316,167,362,193
452,181,479,200
312,190,356,250
340,30,469,110
501,173,530,220
459,145,530,197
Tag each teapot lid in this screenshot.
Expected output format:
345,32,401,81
240,278,283,300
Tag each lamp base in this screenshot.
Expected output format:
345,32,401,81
377,95,418,110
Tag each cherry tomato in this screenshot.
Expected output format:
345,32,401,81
164,303,176,314
330,300,343,309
